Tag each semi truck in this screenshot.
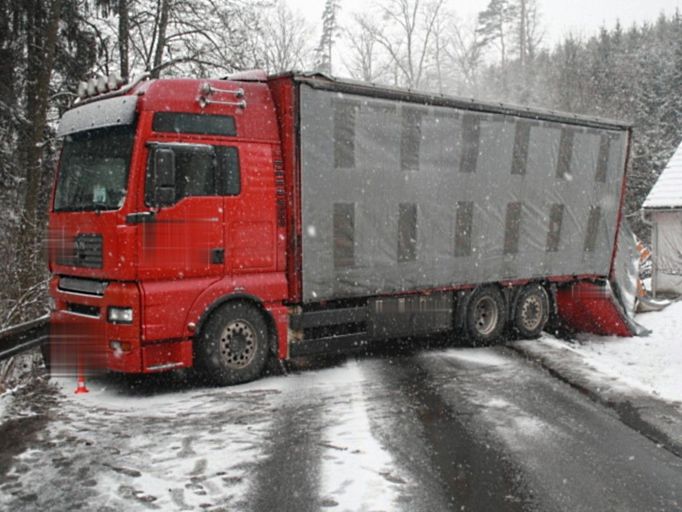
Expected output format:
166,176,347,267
48,70,640,385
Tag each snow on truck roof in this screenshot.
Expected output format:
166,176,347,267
643,140,682,210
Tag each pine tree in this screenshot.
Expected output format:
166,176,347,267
666,10,682,140
17,0,63,297
0,0,99,322
95,0,130,79
477,0,517,67
315,0,340,74
553,36,589,112
477,0,518,95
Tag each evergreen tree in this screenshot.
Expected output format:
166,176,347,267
95,0,130,79
664,11,682,141
315,0,341,74
477,0,517,67
0,0,98,322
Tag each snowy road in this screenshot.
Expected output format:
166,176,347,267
1,344,681,511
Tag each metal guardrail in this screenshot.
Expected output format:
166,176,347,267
0,315,49,361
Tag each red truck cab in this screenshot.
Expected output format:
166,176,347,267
49,73,290,383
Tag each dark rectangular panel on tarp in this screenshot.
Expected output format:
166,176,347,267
298,83,628,302
398,203,418,262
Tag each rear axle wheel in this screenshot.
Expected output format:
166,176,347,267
465,286,507,345
513,284,550,339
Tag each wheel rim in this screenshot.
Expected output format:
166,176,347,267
520,294,543,332
473,296,499,336
219,319,257,369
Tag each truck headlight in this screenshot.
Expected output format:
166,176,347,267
108,307,133,324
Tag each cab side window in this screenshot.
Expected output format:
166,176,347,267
146,145,240,205
175,146,217,198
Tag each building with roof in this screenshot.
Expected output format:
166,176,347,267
642,141,682,296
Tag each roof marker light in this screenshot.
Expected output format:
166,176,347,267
86,79,97,97
96,75,108,94
107,72,123,91
77,81,88,99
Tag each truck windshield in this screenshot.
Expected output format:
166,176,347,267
54,125,134,212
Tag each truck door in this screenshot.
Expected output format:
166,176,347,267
138,143,225,281
223,143,277,275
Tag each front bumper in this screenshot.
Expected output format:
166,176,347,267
49,276,163,374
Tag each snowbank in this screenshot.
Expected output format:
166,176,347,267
535,300,682,403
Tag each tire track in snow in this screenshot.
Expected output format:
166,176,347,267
248,359,417,511
362,353,536,511
316,360,410,511
247,394,324,512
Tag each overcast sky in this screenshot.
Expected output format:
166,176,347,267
288,0,682,45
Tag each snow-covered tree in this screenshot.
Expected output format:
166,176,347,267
315,0,341,74
343,15,390,83
256,0,313,73
443,15,485,96
0,0,98,323
477,0,517,68
359,0,445,89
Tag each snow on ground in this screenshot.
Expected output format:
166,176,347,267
437,348,510,368
527,300,682,404
0,361,407,511
3,304,681,510
2,377,282,510
434,349,567,449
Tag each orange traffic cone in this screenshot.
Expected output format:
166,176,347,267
74,372,89,394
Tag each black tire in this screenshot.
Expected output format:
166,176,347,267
196,302,270,385
465,286,507,345
512,284,550,339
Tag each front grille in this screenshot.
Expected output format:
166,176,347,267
73,234,103,268
59,277,108,296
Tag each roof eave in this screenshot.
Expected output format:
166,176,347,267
641,205,682,212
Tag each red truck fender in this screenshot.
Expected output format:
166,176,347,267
185,275,289,360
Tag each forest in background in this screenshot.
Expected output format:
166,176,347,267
0,0,681,325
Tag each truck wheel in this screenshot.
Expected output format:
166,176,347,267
465,286,507,345
513,284,549,339
196,302,269,385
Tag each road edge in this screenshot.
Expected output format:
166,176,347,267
507,340,682,459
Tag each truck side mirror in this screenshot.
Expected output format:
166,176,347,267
154,148,176,207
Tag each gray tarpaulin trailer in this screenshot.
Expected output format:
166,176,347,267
273,74,641,353
298,79,629,301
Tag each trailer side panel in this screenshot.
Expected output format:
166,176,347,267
298,84,628,302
